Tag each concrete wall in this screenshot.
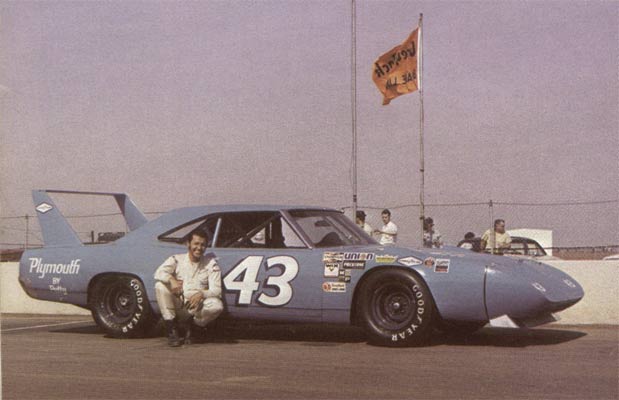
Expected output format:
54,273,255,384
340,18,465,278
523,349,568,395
1,261,617,324
1,262,90,315
545,260,618,325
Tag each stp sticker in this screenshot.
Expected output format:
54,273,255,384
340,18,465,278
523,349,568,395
434,259,450,273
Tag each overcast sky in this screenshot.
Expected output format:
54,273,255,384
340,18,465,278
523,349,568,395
1,0,617,248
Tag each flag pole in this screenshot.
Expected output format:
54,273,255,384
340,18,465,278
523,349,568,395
418,13,425,247
351,0,358,222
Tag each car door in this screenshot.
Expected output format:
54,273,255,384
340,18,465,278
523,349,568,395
211,211,323,322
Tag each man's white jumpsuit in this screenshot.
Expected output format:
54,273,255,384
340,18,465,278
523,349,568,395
154,252,223,327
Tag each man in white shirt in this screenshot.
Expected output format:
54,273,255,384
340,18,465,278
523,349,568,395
154,230,223,346
375,209,398,245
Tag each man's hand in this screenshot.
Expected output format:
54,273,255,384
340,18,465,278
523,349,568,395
169,278,184,296
188,292,204,310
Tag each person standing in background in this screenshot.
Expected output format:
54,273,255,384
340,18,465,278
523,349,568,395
423,217,443,248
356,210,374,237
375,209,398,245
481,219,512,254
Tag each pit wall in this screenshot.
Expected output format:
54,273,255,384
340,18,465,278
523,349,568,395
1,261,617,324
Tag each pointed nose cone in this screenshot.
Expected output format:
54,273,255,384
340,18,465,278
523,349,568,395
485,258,584,322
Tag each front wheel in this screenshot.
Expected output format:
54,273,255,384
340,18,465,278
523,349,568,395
89,275,155,338
356,269,435,347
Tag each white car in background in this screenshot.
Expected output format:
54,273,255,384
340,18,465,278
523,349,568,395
457,236,559,260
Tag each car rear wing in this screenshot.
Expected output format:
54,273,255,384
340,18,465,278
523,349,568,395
32,189,148,247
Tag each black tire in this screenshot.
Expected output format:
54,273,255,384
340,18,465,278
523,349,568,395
89,275,155,338
356,268,435,347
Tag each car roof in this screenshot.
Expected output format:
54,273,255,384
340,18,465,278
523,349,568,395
120,205,340,242
161,204,338,220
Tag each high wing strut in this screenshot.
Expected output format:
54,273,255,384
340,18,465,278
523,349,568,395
32,189,148,246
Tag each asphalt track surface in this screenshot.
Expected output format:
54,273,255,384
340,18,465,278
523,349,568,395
1,314,618,400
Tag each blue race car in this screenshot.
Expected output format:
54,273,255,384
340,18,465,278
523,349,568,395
19,190,584,346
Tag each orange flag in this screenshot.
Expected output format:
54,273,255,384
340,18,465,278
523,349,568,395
372,28,419,105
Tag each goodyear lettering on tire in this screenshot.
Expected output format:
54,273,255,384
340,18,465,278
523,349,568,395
391,284,425,342
120,279,145,333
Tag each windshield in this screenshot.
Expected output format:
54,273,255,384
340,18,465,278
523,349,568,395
288,210,377,247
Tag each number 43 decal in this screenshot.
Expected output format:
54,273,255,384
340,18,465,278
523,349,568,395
223,256,299,306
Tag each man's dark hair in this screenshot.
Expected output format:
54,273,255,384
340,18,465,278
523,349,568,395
381,209,391,216
494,219,505,227
356,210,366,220
188,229,208,243
464,231,475,240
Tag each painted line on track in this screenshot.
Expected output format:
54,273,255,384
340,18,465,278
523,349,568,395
2,320,92,332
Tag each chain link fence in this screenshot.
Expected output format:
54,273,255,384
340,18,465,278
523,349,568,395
2,200,618,260
342,200,619,259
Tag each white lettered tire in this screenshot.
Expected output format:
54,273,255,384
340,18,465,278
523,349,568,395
89,275,155,338
356,269,435,347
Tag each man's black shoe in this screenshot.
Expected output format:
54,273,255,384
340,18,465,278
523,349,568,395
164,319,182,347
183,320,205,345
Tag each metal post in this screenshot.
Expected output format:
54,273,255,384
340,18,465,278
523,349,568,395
351,0,358,222
24,215,30,249
489,199,494,254
418,13,425,247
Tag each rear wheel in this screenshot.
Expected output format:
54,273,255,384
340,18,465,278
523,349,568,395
89,275,155,338
356,269,435,347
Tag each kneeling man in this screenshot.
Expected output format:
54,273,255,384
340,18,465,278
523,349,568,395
154,230,223,346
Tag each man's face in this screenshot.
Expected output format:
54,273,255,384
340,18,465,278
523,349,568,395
495,221,506,234
187,235,207,262
356,217,363,226
381,213,390,224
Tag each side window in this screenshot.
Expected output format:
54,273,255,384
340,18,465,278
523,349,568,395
527,241,546,256
214,212,306,249
159,216,218,246
215,214,251,248
280,218,305,248
508,241,526,255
